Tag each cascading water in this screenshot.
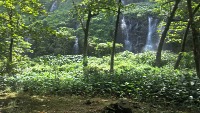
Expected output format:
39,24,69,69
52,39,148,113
50,0,58,12
121,0,126,4
73,36,79,54
144,16,158,51
73,24,79,54
121,0,132,51
121,16,132,51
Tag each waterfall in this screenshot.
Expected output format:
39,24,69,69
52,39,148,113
73,36,79,54
50,1,58,12
121,0,132,51
121,0,126,4
121,16,132,51
144,16,158,51
73,23,80,55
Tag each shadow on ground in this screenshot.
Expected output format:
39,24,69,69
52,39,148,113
0,91,198,113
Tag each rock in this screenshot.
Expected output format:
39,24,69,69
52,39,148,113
84,99,92,105
102,102,132,113
101,98,142,113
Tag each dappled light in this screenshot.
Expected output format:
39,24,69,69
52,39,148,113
0,0,200,112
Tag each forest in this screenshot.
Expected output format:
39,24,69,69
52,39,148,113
0,0,200,112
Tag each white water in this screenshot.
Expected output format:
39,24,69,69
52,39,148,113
73,36,79,54
121,0,126,4
121,0,132,51
121,17,132,51
144,17,158,51
50,1,58,12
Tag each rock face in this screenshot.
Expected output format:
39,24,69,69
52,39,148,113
117,0,159,53
117,15,159,53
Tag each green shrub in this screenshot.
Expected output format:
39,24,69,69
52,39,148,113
4,51,198,107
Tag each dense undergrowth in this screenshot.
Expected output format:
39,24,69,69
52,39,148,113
1,51,200,109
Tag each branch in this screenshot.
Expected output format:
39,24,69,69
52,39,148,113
72,0,86,32
193,3,200,15
172,19,188,22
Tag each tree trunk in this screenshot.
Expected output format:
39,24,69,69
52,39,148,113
110,0,121,73
155,0,181,67
9,38,13,63
187,0,200,77
174,21,190,69
7,38,14,73
83,10,92,67
7,10,13,73
174,3,200,69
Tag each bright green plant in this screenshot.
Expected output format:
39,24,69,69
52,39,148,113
4,51,197,108
0,0,45,74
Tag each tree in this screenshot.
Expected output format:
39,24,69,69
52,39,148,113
72,0,117,68
110,0,121,73
174,3,200,69
72,0,103,67
187,0,200,77
0,0,45,73
155,0,181,67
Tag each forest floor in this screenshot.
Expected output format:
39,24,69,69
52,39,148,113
0,90,198,113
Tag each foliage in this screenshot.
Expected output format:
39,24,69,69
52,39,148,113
0,0,46,74
4,51,198,108
90,14,115,42
124,2,159,18
155,0,200,46
92,42,123,57
1,0,200,110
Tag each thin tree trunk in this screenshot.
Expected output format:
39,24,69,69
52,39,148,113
110,0,121,73
187,0,200,77
174,22,190,69
83,10,92,67
9,38,13,63
7,9,13,73
155,0,181,67
174,3,200,69
7,38,14,73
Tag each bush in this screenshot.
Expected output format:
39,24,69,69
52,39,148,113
4,51,199,107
